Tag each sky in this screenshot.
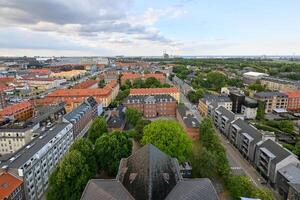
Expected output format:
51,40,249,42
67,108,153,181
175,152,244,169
0,0,300,57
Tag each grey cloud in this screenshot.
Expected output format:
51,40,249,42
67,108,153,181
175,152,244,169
0,0,127,25
0,0,176,46
0,28,88,50
79,22,146,35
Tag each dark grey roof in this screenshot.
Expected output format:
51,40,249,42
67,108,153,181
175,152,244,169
215,106,235,122
124,94,176,104
81,144,219,200
165,179,219,200
64,102,91,122
255,92,288,98
278,164,300,183
203,94,231,103
107,116,124,128
30,103,65,124
81,179,134,200
117,144,182,200
232,118,262,144
183,116,200,128
243,97,258,108
258,139,292,164
289,183,300,193
0,123,71,169
177,105,199,128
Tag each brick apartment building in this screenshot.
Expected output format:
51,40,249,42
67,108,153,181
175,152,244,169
129,87,180,102
120,72,166,85
124,95,177,118
0,101,34,122
63,97,98,138
286,91,300,112
40,80,119,108
177,105,200,140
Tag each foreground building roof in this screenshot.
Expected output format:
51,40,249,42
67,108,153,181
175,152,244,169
0,173,23,199
81,144,219,200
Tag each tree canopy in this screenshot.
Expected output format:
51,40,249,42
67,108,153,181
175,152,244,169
125,107,142,126
69,138,96,174
47,150,91,200
95,131,132,176
141,119,192,162
87,116,108,144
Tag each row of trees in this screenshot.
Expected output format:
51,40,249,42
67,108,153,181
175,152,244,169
47,117,132,200
190,118,274,200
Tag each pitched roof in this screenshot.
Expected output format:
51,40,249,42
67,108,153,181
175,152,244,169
81,144,219,200
278,163,300,184
255,92,287,98
0,173,22,199
117,144,182,200
0,101,32,117
258,139,292,164
144,73,165,79
232,118,262,144
165,179,219,200
286,91,300,98
81,179,134,200
73,79,98,89
48,88,111,97
215,106,235,122
121,73,141,79
130,87,179,95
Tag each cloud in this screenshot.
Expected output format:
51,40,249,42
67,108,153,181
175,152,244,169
0,0,183,50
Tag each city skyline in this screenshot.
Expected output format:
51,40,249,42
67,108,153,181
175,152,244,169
0,0,300,56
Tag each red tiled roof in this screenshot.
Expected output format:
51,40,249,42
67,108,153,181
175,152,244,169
103,80,118,90
286,91,300,98
0,77,15,83
29,69,51,74
0,101,32,116
48,88,111,97
121,73,141,79
0,85,13,92
130,87,179,95
0,173,22,199
144,73,165,79
73,79,98,89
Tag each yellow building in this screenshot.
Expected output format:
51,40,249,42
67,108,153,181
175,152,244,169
51,70,87,80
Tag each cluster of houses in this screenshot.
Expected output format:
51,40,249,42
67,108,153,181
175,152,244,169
208,104,300,200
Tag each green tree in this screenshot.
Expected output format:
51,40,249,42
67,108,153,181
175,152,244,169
144,69,150,74
98,79,105,88
248,80,266,92
95,131,132,176
132,78,143,88
199,118,230,177
87,117,108,144
47,150,91,200
141,119,192,162
69,138,96,174
144,77,161,88
125,107,142,126
189,143,219,178
225,175,274,200
256,101,265,120
293,139,300,157
206,71,228,91
133,119,151,142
